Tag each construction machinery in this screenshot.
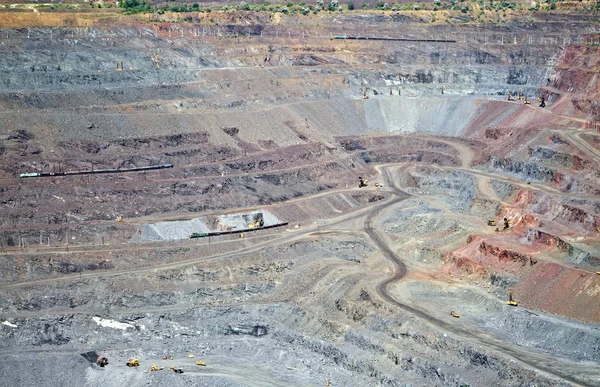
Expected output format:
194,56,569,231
248,214,265,229
96,356,109,367
503,217,510,230
170,366,184,374
126,358,140,367
596,271,600,275
507,92,516,101
539,97,546,108
150,365,163,372
487,220,496,227
524,94,531,105
450,310,460,318
187,354,194,359
116,216,124,222
517,89,524,100
195,360,206,366
151,53,160,70
358,177,368,188
507,288,518,306
362,78,369,99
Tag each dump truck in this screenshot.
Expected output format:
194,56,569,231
507,288,518,306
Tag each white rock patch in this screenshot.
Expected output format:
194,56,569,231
92,317,134,330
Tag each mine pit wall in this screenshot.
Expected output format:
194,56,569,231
446,233,600,324
516,262,600,324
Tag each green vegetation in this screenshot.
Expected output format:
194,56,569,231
115,0,587,18
122,0,152,14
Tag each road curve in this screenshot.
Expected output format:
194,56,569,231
366,166,594,387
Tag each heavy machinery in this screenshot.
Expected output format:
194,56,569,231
450,310,460,318
507,288,518,306
362,78,369,99
96,356,109,367
358,177,368,188
126,358,140,367
507,92,516,101
524,94,531,104
151,53,160,70
248,214,264,229
596,271,600,275
195,360,206,366
150,365,163,371
517,89,524,100
170,366,184,374
187,354,194,358
503,217,510,230
487,220,496,226
539,97,546,108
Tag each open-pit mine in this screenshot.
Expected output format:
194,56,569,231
0,2,599,386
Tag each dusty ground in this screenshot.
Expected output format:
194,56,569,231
1,7,600,387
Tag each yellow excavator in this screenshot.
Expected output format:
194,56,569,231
150,365,163,371
524,94,531,105
359,177,368,188
508,92,516,101
126,358,140,367
450,310,460,318
517,89,525,100
248,214,265,229
507,288,518,306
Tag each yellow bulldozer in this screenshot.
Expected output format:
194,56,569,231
507,288,518,306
